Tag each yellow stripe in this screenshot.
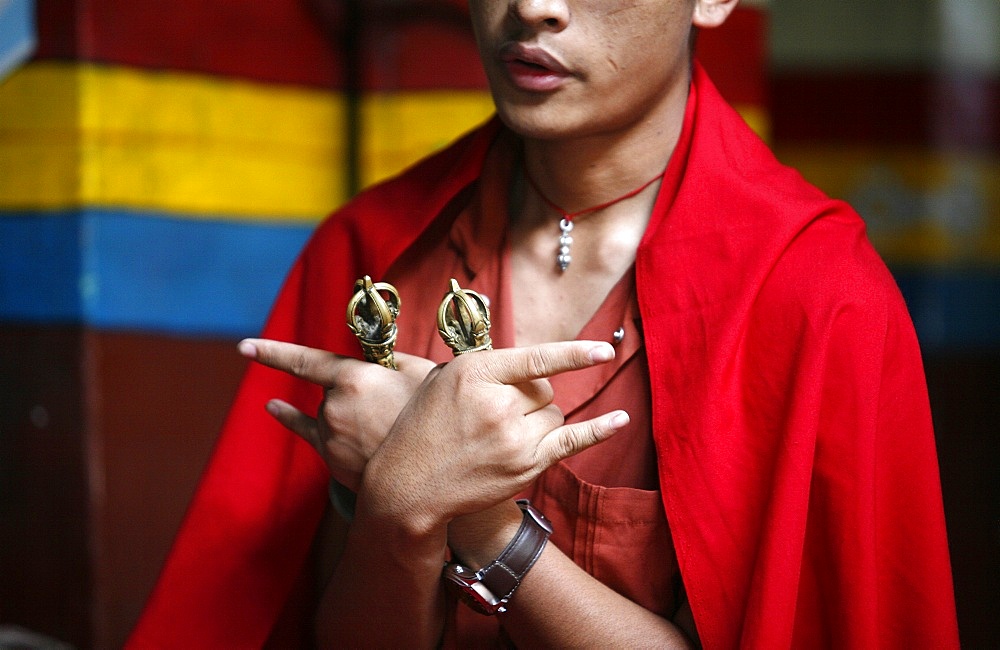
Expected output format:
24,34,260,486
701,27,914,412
774,145,1000,264
361,93,496,187
0,62,771,221
732,103,770,142
0,62,494,220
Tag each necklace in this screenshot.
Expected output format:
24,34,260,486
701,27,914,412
525,169,665,271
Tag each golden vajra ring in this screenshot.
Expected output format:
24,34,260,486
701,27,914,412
437,278,492,355
345,275,401,369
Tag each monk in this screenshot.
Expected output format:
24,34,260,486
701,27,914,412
130,0,960,647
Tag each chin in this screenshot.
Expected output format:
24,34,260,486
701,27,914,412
494,103,594,142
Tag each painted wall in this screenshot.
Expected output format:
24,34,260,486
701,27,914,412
4,0,995,647
771,0,999,349
769,1,999,646
1,1,493,646
0,2,767,646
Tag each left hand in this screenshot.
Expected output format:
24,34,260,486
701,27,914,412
238,338,436,490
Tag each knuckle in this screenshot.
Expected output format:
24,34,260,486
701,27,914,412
332,362,354,383
290,348,311,379
532,378,555,405
543,404,565,428
319,399,338,424
319,397,355,435
525,347,552,378
580,422,602,448
578,421,605,449
541,430,576,463
492,389,517,413
494,426,525,457
547,422,599,462
332,363,367,394
478,394,511,428
450,354,480,381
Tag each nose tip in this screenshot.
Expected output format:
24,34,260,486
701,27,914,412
508,0,569,31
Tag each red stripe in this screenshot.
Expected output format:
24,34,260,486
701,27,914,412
34,0,79,59
697,7,768,108
34,0,341,86
34,0,487,90
34,0,768,97
771,71,999,150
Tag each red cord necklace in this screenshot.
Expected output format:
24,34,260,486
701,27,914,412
525,169,665,271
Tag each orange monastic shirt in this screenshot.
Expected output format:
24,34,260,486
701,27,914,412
385,130,680,645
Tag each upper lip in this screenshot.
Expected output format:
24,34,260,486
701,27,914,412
498,42,570,75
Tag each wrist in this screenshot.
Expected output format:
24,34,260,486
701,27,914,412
356,471,447,541
443,500,553,616
448,500,525,567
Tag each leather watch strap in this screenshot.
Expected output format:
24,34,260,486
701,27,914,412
478,499,553,600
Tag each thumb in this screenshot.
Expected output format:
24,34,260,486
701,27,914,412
536,410,630,465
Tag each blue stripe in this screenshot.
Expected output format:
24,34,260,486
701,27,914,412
2,210,998,346
893,267,1000,351
0,0,36,81
1,209,314,337
0,212,83,323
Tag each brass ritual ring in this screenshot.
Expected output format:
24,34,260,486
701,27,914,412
437,278,493,355
345,275,401,370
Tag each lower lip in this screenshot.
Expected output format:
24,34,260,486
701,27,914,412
503,60,569,92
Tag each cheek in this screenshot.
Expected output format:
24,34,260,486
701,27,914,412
594,32,682,91
590,6,691,73
468,3,501,48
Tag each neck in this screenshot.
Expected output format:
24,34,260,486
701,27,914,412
519,143,665,227
510,137,673,277
507,77,689,277
518,82,688,226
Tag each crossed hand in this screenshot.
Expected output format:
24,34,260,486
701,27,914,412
238,338,628,522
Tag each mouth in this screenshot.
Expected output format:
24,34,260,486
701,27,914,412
497,42,571,92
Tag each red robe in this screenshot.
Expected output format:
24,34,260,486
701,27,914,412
129,63,959,649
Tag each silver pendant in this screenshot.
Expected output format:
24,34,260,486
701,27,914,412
557,218,574,271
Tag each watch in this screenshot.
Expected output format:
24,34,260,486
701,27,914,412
442,499,553,615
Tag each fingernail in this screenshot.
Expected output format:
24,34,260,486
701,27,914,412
265,400,281,417
589,343,614,363
610,411,630,429
237,339,258,359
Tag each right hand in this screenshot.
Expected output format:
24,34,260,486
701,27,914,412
361,340,629,532
238,338,436,490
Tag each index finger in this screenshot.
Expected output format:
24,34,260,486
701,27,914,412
467,340,615,386
238,338,350,385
